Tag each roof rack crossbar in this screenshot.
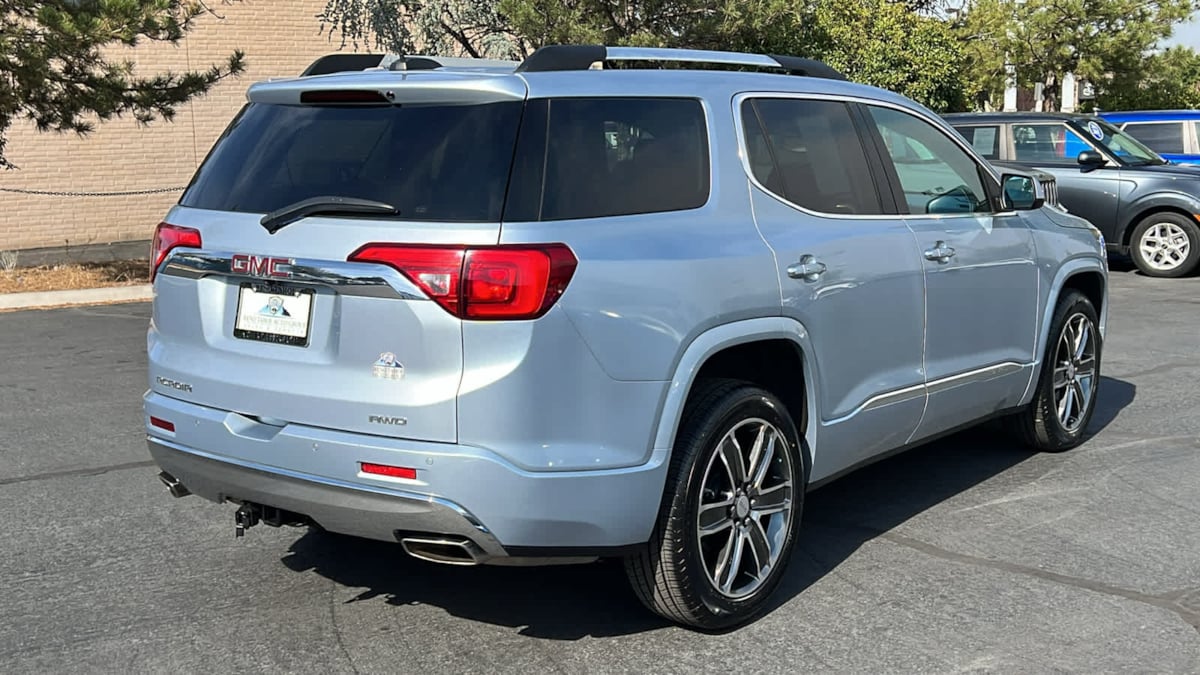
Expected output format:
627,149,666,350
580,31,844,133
514,45,847,80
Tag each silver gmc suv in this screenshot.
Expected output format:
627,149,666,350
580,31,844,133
145,45,1109,629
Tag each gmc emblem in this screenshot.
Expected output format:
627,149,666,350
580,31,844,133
231,254,292,278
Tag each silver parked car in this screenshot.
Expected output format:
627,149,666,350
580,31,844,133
145,46,1109,629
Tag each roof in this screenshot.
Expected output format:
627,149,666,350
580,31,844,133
1098,110,1200,122
254,46,929,114
942,112,1101,124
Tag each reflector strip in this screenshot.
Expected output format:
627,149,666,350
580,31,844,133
149,416,176,432
360,462,417,480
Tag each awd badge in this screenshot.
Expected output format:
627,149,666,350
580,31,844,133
372,352,404,380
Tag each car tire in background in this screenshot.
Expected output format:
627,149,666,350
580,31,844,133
1009,290,1102,452
625,379,805,629
1129,212,1200,278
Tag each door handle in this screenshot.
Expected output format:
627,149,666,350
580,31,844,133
787,255,827,282
923,241,956,263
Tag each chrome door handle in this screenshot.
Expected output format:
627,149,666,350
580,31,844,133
923,241,956,263
787,255,827,282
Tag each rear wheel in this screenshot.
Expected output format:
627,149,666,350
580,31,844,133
625,379,805,629
1129,213,1200,278
1009,291,1101,452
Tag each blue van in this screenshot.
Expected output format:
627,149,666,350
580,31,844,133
1098,110,1200,164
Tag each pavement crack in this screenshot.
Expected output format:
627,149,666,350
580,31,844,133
329,580,360,675
0,460,156,487
878,530,1200,634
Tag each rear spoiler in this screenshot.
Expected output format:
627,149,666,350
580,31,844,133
300,54,387,77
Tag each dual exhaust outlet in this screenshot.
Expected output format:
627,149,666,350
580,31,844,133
157,470,488,565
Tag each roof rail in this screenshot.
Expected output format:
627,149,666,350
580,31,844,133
300,53,387,77
514,45,847,80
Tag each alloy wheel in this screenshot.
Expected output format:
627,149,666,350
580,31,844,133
1138,222,1191,271
1053,313,1097,433
696,418,795,599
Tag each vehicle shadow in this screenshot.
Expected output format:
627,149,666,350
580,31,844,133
280,376,1135,639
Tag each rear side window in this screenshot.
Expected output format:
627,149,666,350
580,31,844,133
741,98,883,215
507,97,710,221
954,125,1000,159
1122,122,1185,155
181,101,524,222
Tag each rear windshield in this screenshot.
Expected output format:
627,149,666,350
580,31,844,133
181,96,710,223
181,101,524,221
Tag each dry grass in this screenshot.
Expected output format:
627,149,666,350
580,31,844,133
0,259,150,294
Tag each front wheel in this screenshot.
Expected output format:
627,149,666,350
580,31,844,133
625,379,805,629
1009,290,1101,452
1129,213,1200,278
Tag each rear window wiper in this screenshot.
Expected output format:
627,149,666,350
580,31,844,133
260,196,398,234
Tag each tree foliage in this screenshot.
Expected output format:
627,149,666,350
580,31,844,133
1094,45,1200,110
955,0,1200,110
319,0,969,111
0,0,245,169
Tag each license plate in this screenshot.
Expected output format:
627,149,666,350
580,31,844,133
233,283,314,346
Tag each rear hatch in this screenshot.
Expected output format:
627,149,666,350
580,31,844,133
148,72,529,442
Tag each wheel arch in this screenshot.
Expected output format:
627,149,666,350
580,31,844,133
652,318,818,471
1119,196,1200,248
1023,260,1108,405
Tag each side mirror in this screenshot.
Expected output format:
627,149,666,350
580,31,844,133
1001,173,1045,211
1077,150,1107,172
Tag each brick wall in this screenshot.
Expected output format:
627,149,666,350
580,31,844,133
0,0,371,252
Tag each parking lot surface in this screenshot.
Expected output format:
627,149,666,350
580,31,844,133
1,266,1198,673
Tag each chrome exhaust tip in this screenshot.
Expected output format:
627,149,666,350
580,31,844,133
399,535,486,566
157,471,191,498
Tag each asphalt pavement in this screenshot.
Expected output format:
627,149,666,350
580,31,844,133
1,265,1198,673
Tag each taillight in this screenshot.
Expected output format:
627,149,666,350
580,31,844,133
150,222,202,282
347,244,577,320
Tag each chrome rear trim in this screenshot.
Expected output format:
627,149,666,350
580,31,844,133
161,250,425,300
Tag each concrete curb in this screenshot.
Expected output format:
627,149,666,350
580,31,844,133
0,284,153,311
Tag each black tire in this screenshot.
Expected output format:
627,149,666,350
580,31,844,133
1009,291,1102,452
624,379,806,629
1128,212,1200,278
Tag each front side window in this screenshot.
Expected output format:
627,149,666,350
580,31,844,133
869,106,992,215
741,98,884,215
1122,122,1186,155
1013,123,1093,164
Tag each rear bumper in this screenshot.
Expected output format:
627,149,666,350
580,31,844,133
144,392,669,554
149,436,508,555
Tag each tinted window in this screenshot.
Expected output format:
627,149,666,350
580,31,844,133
954,125,1001,159
182,102,524,222
870,106,991,215
1013,123,1092,163
741,98,883,215
533,98,709,220
1122,122,1185,155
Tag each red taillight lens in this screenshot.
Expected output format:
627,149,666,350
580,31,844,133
150,222,202,282
360,462,417,480
347,244,577,320
149,416,175,432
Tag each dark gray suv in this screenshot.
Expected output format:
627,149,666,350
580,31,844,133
945,112,1200,278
